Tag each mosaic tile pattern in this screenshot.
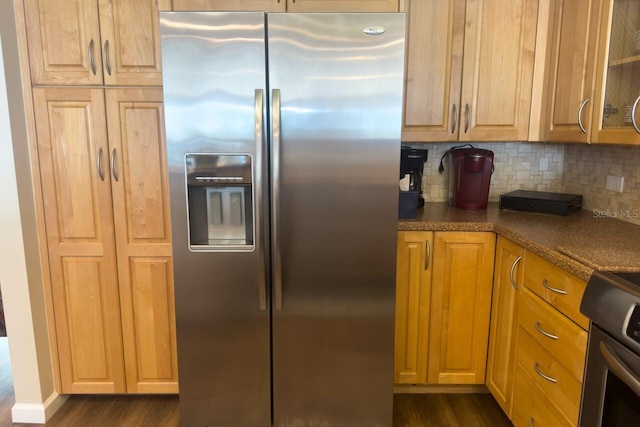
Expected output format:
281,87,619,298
562,144,640,226
402,142,565,203
402,141,640,225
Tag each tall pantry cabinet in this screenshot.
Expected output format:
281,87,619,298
21,0,178,394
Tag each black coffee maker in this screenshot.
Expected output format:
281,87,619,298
400,146,428,207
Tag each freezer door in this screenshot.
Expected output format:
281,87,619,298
160,12,271,427
268,13,405,427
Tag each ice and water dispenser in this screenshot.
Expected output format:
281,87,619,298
185,154,254,250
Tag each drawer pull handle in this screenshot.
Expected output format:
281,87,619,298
529,416,534,427
509,256,522,290
534,362,558,383
542,279,567,295
535,321,558,340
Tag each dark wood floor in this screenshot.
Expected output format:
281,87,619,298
1,339,512,426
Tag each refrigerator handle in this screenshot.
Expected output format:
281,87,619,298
255,89,268,311
272,88,283,310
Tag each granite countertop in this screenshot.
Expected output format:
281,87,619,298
399,203,640,281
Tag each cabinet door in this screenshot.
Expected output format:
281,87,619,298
24,0,104,85
106,89,178,393
287,0,399,12
33,88,126,393
592,0,640,144
459,0,539,141
394,231,433,384
545,0,602,143
97,0,170,86
428,232,495,384
171,0,286,11
401,0,466,142
486,237,524,418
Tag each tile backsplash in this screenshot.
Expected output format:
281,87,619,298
403,142,565,203
562,144,640,225
403,141,640,226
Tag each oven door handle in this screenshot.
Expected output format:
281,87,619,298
600,341,640,397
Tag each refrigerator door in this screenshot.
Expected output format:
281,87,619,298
268,13,405,427
160,12,271,427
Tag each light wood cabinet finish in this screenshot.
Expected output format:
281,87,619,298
459,0,539,141
516,327,582,425
519,287,587,382
394,231,433,384
428,232,495,384
171,0,397,11
172,0,286,11
33,87,126,393
33,87,178,394
592,0,640,144
512,271,588,426
24,0,169,86
486,237,524,418
106,89,178,393
402,0,539,142
523,251,589,330
545,0,603,143
512,363,574,427
401,0,465,142
287,0,398,11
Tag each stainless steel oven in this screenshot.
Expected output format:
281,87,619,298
580,271,640,426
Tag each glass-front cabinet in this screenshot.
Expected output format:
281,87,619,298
593,0,640,144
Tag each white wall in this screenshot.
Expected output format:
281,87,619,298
0,0,66,423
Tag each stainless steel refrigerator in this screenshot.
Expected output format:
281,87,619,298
159,11,405,427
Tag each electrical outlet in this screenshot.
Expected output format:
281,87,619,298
606,175,624,193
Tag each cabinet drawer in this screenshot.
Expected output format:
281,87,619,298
519,288,587,382
516,329,582,425
512,362,573,427
524,252,589,329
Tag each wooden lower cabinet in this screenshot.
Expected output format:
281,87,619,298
33,87,178,394
512,362,574,427
428,232,496,384
394,231,495,386
486,237,524,417
511,278,587,426
394,231,433,384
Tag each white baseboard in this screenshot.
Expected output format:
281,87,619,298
11,392,68,424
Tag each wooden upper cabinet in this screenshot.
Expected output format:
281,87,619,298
24,0,103,85
591,0,640,144
32,87,126,394
402,0,539,142
402,0,465,142
287,0,398,12
459,0,539,141
172,0,397,11
106,88,178,393
545,0,603,143
172,0,286,11
24,0,169,86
